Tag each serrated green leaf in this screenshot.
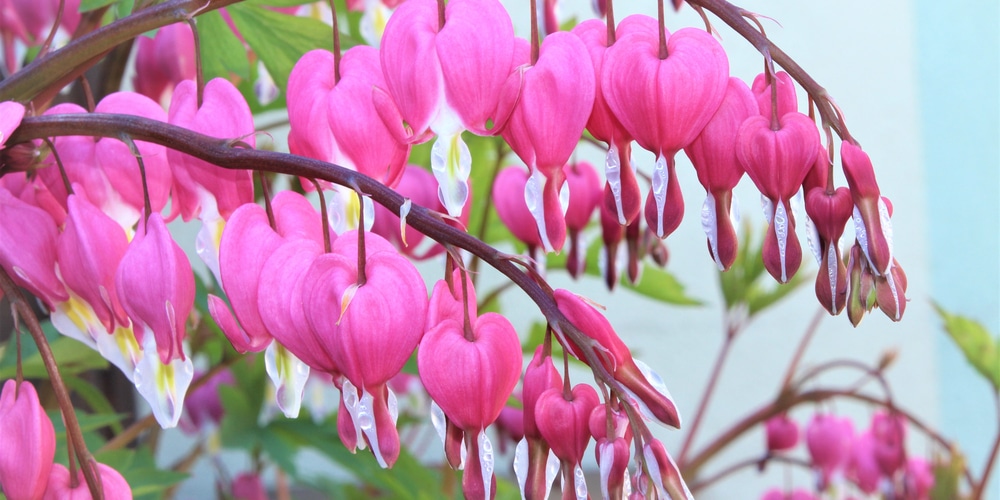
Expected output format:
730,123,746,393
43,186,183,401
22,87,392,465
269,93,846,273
197,11,250,81
227,4,336,94
934,303,1000,392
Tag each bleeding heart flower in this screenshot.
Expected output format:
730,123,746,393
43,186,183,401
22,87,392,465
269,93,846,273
302,230,427,467
515,346,561,500
0,380,55,500
603,18,729,238
805,185,853,315
765,414,800,452
57,193,130,333
806,413,854,488
0,187,66,308
871,410,907,476
904,457,934,499
43,462,132,500
133,21,196,108
419,310,521,500
167,78,255,222
378,0,515,215
641,438,693,500
841,142,893,276
535,383,600,499
498,31,595,252
685,77,757,270
736,112,820,283
571,19,641,226
115,212,194,365
554,289,681,428
845,431,881,495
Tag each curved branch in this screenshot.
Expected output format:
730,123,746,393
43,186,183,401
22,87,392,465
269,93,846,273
684,0,852,142
8,113,634,427
0,0,242,104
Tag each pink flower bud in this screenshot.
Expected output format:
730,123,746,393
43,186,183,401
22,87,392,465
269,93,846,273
231,472,267,500
806,414,854,487
765,414,799,452
903,457,933,500
0,380,55,500
43,462,132,500
871,410,907,476
846,431,880,494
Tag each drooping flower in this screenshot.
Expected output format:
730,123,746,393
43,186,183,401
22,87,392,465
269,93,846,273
563,161,602,278
0,187,66,308
420,290,521,499
114,213,195,428
804,186,853,314
640,438,693,500
133,22,196,108
492,166,542,252
534,383,600,499
765,414,800,452
685,77,757,270
603,16,729,239
0,380,55,500
302,230,427,467
378,0,516,215
515,346,561,500
498,31,595,252
736,110,820,283
751,70,798,120
42,462,132,500
806,413,854,488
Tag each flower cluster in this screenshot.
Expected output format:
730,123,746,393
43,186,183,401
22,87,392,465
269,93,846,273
761,411,934,499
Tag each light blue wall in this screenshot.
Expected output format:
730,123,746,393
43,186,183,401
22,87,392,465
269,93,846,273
915,0,999,497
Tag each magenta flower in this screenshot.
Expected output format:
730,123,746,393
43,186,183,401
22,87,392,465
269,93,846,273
765,414,800,452
230,472,267,500
806,413,854,488
43,462,132,500
0,187,66,308
845,431,881,494
563,161,602,278
871,410,907,476
685,77,758,270
498,31,595,252
903,457,933,500
603,17,729,239
419,302,521,499
804,186,853,314
378,0,515,215
751,71,798,119
516,346,561,500
535,383,600,498
841,142,896,276
492,166,542,251
641,438,693,500
0,380,55,500
302,230,427,467
736,111,820,283
133,21,196,107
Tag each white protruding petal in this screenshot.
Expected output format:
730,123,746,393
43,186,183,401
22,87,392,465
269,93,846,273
877,197,895,273
514,438,529,500
195,205,226,287
431,131,472,217
599,442,615,499
356,388,390,468
633,359,682,428
431,401,447,444
254,60,280,106
525,168,552,252
605,144,626,224
805,213,822,264
574,463,588,500
341,380,367,451
544,449,560,498
885,266,902,321
826,243,839,314
359,0,393,47
773,201,790,283
133,335,193,429
264,342,310,418
328,187,374,234
478,431,495,500
650,154,668,237
399,198,412,246
760,194,774,223
701,193,724,271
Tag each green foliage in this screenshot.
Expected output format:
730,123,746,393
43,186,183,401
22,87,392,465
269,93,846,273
933,303,1000,392
929,452,965,500
227,4,336,94
197,11,250,82
546,238,701,306
0,321,108,380
718,224,807,317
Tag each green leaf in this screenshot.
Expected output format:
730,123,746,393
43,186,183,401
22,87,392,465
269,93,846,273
546,237,701,306
718,223,807,317
62,376,124,434
0,322,108,380
227,4,336,93
197,11,250,82
79,0,120,12
933,303,1000,392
